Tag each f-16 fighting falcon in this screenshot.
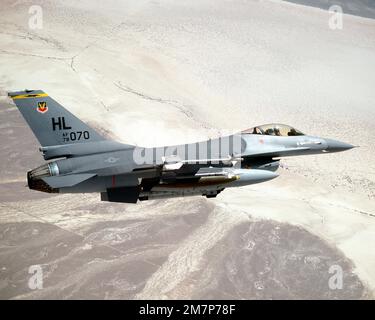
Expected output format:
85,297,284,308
8,90,355,203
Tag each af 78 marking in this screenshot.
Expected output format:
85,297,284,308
62,131,90,142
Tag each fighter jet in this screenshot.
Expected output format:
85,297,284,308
8,90,355,203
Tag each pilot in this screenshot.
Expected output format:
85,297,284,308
288,128,297,136
274,127,281,136
252,127,261,135
265,128,274,135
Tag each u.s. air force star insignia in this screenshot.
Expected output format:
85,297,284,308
37,101,48,113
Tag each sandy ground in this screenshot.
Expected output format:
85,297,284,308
0,0,374,299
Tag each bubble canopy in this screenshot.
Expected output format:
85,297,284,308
241,124,305,137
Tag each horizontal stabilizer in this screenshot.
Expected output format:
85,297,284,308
42,173,96,188
40,140,134,160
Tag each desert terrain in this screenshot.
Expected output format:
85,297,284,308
0,0,374,299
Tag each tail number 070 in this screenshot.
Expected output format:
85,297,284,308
63,131,90,142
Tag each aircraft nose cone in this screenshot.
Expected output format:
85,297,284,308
324,139,355,153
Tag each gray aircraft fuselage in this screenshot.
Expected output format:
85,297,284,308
8,90,355,203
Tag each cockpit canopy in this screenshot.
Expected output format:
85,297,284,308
241,124,305,137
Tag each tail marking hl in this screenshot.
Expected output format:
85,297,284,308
8,89,106,147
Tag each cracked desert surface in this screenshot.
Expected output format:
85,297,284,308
0,0,374,299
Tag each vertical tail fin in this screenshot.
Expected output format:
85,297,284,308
8,90,106,147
